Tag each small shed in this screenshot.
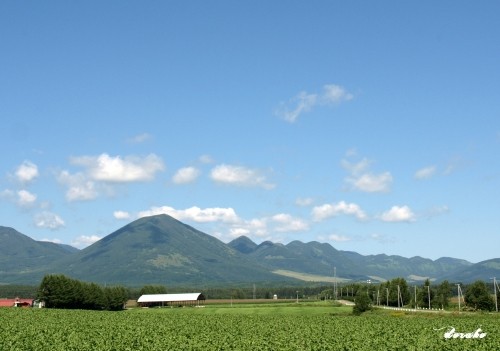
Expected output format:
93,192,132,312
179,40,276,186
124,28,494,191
137,293,205,307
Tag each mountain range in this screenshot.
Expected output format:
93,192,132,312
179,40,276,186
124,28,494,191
1,214,498,287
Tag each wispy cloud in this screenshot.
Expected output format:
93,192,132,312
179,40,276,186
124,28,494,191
127,133,152,144
210,164,275,189
276,84,353,123
139,206,240,223
271,213,309,232
342,156,392,193
414,166,436,180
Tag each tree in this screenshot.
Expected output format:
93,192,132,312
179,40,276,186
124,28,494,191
416,279,434,309
139,285,167,295
464,280,495,311
319,289,334,300
435,280,452,309
353,288,371,315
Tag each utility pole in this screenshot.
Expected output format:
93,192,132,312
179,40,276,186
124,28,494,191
386,288,389,307
414,285,417,311
491,277,498,312
456,284,463,313
427,285,431,310
333,267,337,300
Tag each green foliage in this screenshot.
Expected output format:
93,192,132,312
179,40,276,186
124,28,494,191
353,288,372,315
37,274,127,311
138,285,167,295
436,280,452,309
464,280,495,311
0,308,499,350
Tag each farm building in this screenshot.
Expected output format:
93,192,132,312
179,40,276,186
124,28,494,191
137,293,205,307
0,298,34,308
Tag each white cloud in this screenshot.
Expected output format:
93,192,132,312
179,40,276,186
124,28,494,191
415,166,436,180
127,133,152,144
295,197,314,207
271,213,309,232
276,84,353,123
113,210,131,220
172,167,200,184
347,172,393,193
17,189,37,207
328,234,351,242
139,206,240,223
342,156,392,192
322,84,354,104
57,171,98,201
341,158,371,176
71,235,102,248
210,164,275,189
380,205,416,222
312,201,367,221
70,153,165,182
199,155,214,164
15,161,39,183
34,211,65,230
40,238,62,244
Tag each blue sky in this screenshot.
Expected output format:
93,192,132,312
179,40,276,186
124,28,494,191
1,1,499,263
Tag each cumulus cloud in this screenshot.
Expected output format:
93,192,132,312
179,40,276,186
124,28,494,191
342,156,392,193
70,153,165,182
15,161,39,183
380,205,416,222
72,235,102,248
34,211,65,230
172,167,200,184
139,206,240,223
271,213,309,232
210,164,275,189
57,171,98,202
415,166,436,180
113,210,131,220
312,201,367,221
276,84,353,123
17,189,37,207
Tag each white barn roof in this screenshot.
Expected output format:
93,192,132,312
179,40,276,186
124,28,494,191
137,293,205,303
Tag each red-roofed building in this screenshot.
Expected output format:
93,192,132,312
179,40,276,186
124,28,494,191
0,298,34,307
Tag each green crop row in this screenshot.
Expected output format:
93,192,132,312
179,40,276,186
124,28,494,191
0,308,498,350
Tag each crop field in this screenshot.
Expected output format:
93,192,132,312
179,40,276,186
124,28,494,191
1,303,498,351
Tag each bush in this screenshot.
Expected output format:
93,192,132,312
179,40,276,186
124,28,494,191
353,289,372,315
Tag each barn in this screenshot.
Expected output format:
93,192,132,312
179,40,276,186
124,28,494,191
137,293,205,307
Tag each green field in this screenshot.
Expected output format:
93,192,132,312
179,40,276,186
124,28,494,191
1,302,498,350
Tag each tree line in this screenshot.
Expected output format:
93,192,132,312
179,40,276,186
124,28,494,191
37,274,128,311
341,278,498,312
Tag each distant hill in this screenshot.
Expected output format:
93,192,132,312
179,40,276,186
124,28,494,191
0,226,77,283
0,216,498,286
45,215,287,286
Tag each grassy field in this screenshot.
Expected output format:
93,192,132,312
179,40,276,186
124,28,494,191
1,301,498,350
